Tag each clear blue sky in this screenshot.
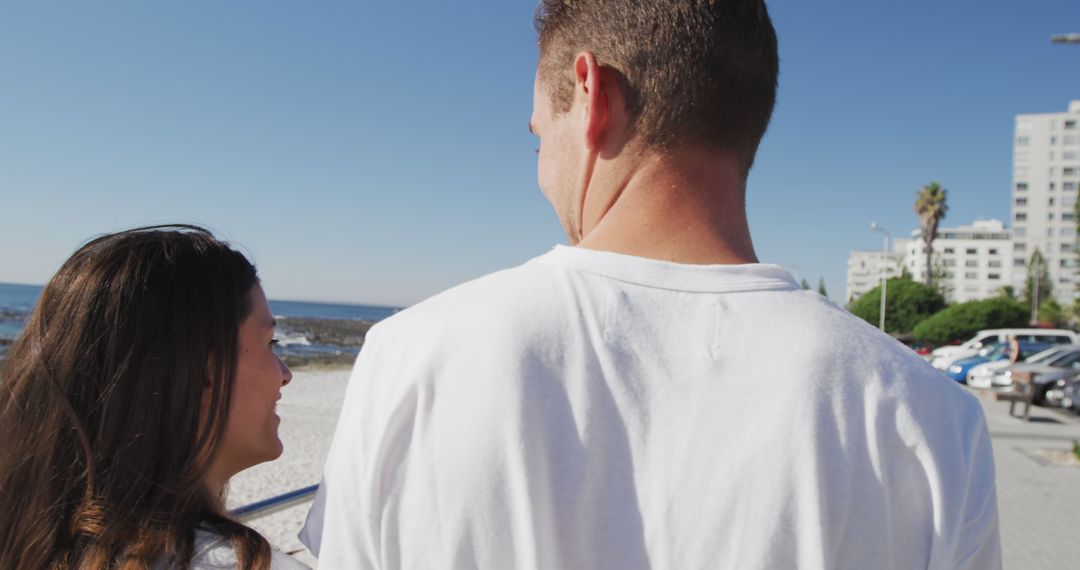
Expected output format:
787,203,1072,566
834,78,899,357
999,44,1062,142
1,1,1078,307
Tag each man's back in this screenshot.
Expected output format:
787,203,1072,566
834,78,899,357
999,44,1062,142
302,246,999,569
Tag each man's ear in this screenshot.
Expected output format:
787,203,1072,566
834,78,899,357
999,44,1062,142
573,51,610,152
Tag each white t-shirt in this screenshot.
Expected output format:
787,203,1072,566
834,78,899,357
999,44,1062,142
301,246,1000,569
174,528,311,569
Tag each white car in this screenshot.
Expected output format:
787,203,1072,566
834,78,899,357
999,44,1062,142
966,360,1013,387
930,328,1077,371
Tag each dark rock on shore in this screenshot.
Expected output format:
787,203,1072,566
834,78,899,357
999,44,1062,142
0,316,376,368
0,308,24,320
280,351,357,370
276,317,374,348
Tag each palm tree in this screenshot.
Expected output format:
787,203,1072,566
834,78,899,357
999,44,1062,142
914,182,948,288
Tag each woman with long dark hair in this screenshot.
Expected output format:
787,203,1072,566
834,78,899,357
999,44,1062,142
0,226,308,569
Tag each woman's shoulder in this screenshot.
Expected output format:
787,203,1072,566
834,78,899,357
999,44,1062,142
187,529,312,570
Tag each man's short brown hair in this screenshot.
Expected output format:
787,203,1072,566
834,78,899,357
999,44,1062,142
535,0,779,167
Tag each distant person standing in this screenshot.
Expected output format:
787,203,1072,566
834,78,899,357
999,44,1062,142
1008,335,1021,365
302,1,1001,568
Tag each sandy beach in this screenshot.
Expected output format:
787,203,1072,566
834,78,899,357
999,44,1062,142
226,366,352,567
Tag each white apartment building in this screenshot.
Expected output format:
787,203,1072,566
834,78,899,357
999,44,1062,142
903,219,1013,303
846,239,908,304
1010,101,1080,304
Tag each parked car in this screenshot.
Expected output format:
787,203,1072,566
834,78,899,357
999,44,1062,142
944,342,1051,384
968,344,1080,388
907,341,934,360
1058,377,1080,413
930,329,1077,371
1004,349,1080,405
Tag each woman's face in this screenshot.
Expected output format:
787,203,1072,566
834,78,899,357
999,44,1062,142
208,284,293,487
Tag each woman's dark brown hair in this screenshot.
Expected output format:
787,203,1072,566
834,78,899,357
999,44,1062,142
0,225,272,569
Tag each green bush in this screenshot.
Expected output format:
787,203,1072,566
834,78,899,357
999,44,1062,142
849,277,946,334
1038,299,1065,328
913,297,1028,345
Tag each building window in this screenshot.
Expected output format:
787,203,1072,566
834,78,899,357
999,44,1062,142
989,248,998,255
965,248,977,254
1050,198,1056,206
944,247,955,254
1050,182,1057,191
1065,213,1076,221
1016,166,1029,177
1016,198,1028,206
1065,151,1079,160
1066,135,1079,145
1049,213,1055,221
965,272,978,279
1016,151,1029,162
1015,258,1027,267
1067,120,1078,130
1062,243,1074,253
988,260,1002,268
1065,167,1077,176
1065,228,1077,237
1017,136,1030,146
1015,228,1027,237
1016,182,1028,191
965,260,978,268
1064,182,1078,191
988,273,1000,280
943,259,956,267
1015,212,1027,222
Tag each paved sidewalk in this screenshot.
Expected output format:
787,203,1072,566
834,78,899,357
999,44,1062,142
970,387,1080,569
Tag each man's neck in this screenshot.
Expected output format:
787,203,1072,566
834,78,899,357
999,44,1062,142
576,149,758,265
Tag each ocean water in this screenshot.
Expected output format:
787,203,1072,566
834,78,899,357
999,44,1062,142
0,282,399,341
0,283,40,340
269,299,399,322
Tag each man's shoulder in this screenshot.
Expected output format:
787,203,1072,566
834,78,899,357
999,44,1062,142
369,255,570,344
794,291,989,429
772,290,980,410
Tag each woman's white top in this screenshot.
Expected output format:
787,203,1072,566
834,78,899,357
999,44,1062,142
183,529,311,569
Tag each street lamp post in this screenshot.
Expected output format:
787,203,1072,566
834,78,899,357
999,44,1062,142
1031,253,1041,325
870,222,891,332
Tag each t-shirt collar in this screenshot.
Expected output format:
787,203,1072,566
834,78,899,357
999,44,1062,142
532,245,800,293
